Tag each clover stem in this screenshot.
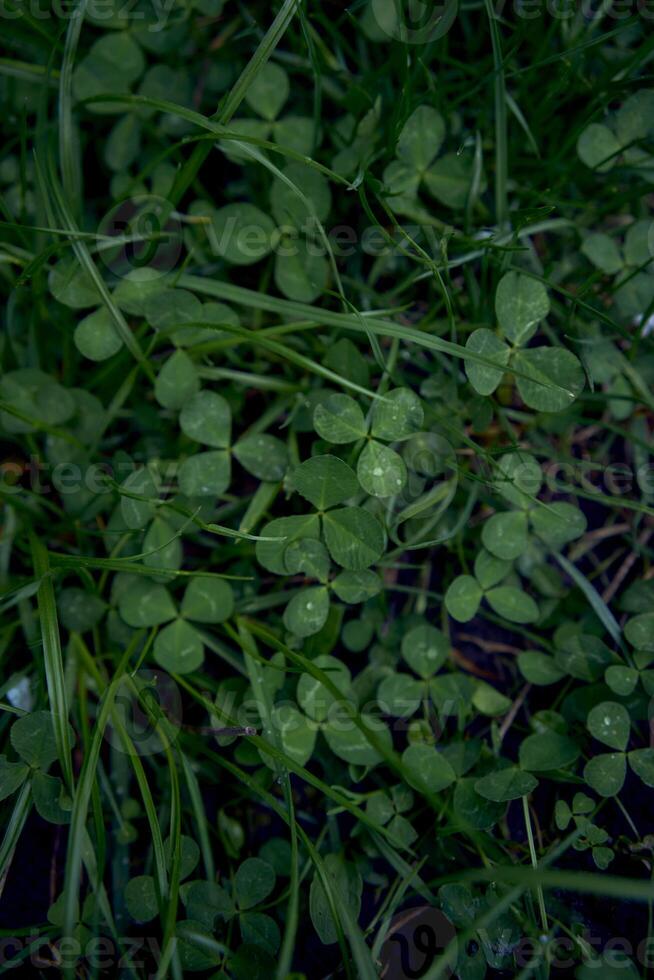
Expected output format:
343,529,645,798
522,794,549,935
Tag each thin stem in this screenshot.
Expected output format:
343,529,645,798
522,795,549,935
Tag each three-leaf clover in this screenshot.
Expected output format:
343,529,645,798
366,784,417,848
465,271,585,412
445,547,539,625
271,655,392,767
482,452,586,560
580,219,654,324
259,454,385,571
178,856,281,960
202,161,331,303
116,574,234,673
0,711,74,825
383,105,484,212
555,793,614,869
584,701,654,797
313,388,424,498
376,621,479,723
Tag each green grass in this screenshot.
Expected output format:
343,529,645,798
1,2,654,978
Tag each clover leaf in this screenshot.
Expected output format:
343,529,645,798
445,547,539,625
465,272,584,412
383,105,484,211
312,389,423,499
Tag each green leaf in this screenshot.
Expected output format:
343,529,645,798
0,755,29,801
493,452,542,508
577,122,620,171
517,651,565,685
49,259,99,309
401,744,456,793
444,576,483,623
244,62,289,121
323,709,391,765
178,451,231,497
291,455,359,510
125,875,158,923
587,701,630,751
530,502,587,549
371,387,424,441
143,517,182,574
401,623,448,679
283,586,330,637
234,857,276,910
423,152,476,208
11,711,63,770
274,241,329,303
356,440,407,498
331,569,382,604
271,704,316,767
284,539,331,582
396,105,445,170
166,834,200,881
472,682,511,716
583,752,626,797
180,390,231,448
297,655,353,722
240,912,281,956
233,434,288,482
313,394,367,444
120,467,159,530
604,665,639,697
628,748,654,787
74,307,123,361
377,671,423,717
154,619,204,674
211,203,275,266
154,351,199,410
256,514,321,575
495,271,550,346
581,233,623,275
453,779,506,829
474,767,538,802
185,880,234,927
270,162,332,227
322,507,384,570
625,613,654,652
481,511,529,561
624,219,653,267
32,771,72,824
309,854,362,946
144,288,202,333
58,588,107,633
181,577,234,623
118,579,177,627
464,327,511,395
474,550,511,590
513,346,585,413
519,733,580,771
73,33,144,112
485,586,539,624
615,89,654,146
